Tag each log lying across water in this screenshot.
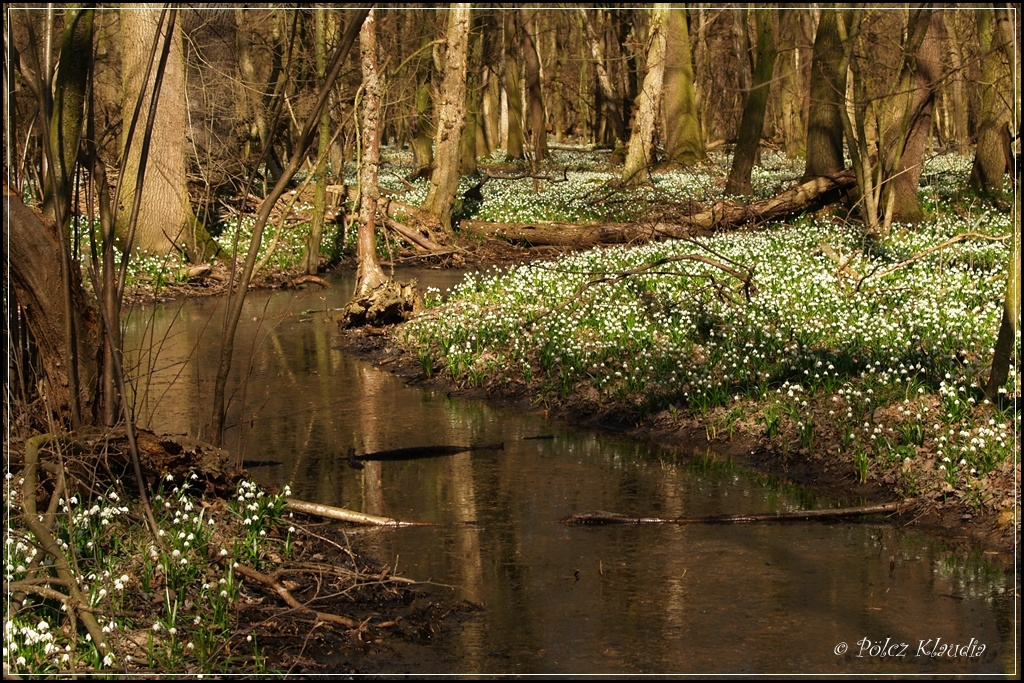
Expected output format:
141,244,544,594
285,498,440,527
560,500,912,526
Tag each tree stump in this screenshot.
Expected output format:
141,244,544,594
342,279,420,328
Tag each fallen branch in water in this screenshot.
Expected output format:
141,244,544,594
285,498,440,527
560,500,913,525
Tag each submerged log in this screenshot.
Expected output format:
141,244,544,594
460,170,857,247
560,500,912,526
346,443,503,469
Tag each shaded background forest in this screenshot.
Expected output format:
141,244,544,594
4,5,1019,435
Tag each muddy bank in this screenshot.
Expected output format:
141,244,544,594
338,325,1018,557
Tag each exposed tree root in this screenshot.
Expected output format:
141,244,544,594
341,279,420,328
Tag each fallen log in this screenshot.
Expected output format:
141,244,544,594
285,498,439,527
560,499,912,526
460,170,857,247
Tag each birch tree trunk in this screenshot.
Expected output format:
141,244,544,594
355,8,386,297
422,4,471,231
622,5,668,187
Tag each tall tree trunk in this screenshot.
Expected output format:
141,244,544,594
578,8,627,143
969,7,1012,196
411,24,434,176
726,7,777,196
777,9,807,159
481,69,501,155
354,9,387,297
941,12,970,156
460,16,482,174
519,8,547,162
549,14,565,143
117,6,201,257
502,9,524,159
304,8,332,275
662,6,705,166
622,5,668,186
985,190,1020,401
43,6,93,232
887,8,943,224
804,8,849,178
422,4,471,230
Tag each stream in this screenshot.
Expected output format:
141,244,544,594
123,268,1018,675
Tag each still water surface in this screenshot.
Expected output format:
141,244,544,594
123,269,1017,675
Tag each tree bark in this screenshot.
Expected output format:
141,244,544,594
777,9,807,159
460,15,482,174
622,5,668,186
985,192,1020,401
502,9,525,159
519,8,547,163
726,7,777,196
804,8,848,178
117,6,201,256
422,4,471,231
578,8,627,143
887,8,943,224
7,189,102,425
304,8,332,275
43,6,93,231
941,12,970,156
969,7,1012,196
662,6,705,167
354,9,387,297
411,24,435,176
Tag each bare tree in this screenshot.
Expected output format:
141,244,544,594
622,5,668,186
662,5,705,167
421,4,471,231
969,6,1014,196
725,6,777,196
210,9,368,445
353,8,387,297
804,7,849,178
520,8,547,163
117,5,203,257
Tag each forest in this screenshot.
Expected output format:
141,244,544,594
4,5,1020,677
